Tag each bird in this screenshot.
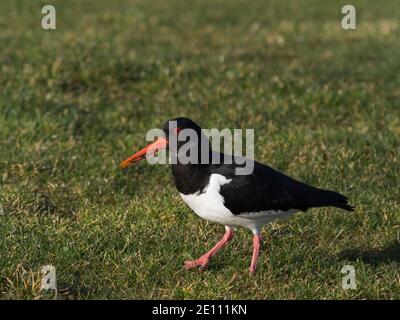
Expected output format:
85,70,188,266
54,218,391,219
120,117,354,273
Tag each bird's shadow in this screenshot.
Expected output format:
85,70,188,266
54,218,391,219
339,241,400,266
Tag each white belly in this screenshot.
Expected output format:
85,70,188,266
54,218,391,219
179,174,297,234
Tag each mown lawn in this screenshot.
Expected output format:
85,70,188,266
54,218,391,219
0,0,399,299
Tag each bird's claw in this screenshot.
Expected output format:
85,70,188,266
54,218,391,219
184,258,210,271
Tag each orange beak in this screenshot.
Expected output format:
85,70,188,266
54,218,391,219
120,137,168,169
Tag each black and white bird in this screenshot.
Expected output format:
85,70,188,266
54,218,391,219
120,118,354,273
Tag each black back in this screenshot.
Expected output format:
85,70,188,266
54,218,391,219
216,158,353,213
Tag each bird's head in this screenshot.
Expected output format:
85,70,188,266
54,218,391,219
120,117,207,168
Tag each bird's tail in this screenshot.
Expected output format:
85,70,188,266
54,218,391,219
308,188,354,212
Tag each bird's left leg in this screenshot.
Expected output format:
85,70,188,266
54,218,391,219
184,226,234,270
249,233,262,274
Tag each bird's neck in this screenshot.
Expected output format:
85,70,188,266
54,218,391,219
171,161,212,195
170,153,236,194
169,142,232,194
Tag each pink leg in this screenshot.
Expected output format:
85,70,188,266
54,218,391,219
184,227,234,270
249,234,262,274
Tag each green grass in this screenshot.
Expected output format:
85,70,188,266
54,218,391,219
1,0,400,299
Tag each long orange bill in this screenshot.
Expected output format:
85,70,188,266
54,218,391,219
120,137,168,169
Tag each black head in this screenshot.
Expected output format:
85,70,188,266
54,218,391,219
120,117,208,168
163,117,209,161
163,117,202,140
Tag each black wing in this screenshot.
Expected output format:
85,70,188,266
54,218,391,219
216,160,353,214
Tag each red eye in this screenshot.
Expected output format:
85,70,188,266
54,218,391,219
173,127,181,134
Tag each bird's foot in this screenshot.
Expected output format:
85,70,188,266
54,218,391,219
249,266,257,274
184,257,210,271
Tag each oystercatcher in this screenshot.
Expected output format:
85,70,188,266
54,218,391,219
120,118,354,273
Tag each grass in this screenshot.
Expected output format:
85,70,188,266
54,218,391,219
0,0,399,299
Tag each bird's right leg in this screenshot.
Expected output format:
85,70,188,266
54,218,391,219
184,226,234,270
249,233,262,274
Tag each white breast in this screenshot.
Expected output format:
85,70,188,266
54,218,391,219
179,174,298,234
179,174,233,224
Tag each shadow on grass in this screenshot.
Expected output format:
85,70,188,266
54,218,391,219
340,241,400,265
